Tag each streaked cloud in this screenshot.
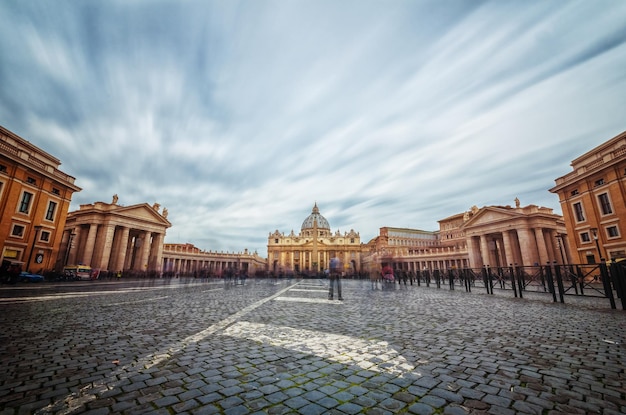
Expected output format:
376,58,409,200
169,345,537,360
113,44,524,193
1,0,625,254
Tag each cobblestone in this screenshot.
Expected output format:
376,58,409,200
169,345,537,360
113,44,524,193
1,278,625,414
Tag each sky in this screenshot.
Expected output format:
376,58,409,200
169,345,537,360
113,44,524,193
2,1,626,256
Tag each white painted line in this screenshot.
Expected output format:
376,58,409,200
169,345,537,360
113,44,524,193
274,297,342,304
223,321,420,375
36,283,295,415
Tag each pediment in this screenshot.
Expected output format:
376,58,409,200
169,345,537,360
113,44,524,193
115,203,171,227
462,207,520,228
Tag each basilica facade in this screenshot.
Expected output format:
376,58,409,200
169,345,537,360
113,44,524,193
267,203,362,275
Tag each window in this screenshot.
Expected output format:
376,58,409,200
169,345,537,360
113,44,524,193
40,231,50,242
0,164,6,173
594,178,604,186
27,177,36,185
570,189,579,196
274,238,279,244
52,188,60,195
11,224,25,237
350,238,355,243
19,191,33,213
607,226,620,238
45,201,57,221
573,202,585,222
598,193,613,215
580,232,590,243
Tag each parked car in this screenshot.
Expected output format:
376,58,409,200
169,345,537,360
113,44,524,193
19,271,44,283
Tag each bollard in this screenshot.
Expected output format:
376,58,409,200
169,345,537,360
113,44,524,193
609,261,626,310
553,262,565,303
509,265,517,298
515,265,524,299
545,264,557,303
599,260,616,309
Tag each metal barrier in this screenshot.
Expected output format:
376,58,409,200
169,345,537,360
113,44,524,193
418,261,626,310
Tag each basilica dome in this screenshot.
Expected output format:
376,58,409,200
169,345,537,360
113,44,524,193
301,203,330,230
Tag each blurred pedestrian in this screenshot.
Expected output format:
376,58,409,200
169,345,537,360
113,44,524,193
328,256,343,300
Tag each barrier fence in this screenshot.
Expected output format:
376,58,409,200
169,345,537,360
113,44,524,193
409,261,626,310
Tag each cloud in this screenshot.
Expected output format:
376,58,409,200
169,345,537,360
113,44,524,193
1,0,625,254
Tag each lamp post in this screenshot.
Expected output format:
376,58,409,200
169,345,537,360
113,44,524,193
555,234,566,264
64,231,76,266
590,227,605,262
26,225,42,272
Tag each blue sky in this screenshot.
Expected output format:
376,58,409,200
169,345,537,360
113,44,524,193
2,1,626,255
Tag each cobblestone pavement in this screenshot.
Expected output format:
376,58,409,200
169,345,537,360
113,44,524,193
1,278,625,415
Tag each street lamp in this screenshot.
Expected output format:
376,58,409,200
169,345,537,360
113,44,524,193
64,231,76,266
26,225,42,272
590,227,605,262
555,234,566,264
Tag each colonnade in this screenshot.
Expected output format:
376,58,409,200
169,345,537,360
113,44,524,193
162,257,244,276
63,224,165,273
467,227,571,268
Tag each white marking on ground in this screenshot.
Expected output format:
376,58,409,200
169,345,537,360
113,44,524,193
223,321,418,375
274,297,341,304
36,283,295,415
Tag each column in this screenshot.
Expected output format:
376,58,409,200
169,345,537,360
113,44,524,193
516,227,538,267
480,235,491,267
151,233,165,273
502,231,516,266
80,224,99,266
113,227,130,272
467,236,482,268
139,231,151,272
534,228,550,265
96,225,116,270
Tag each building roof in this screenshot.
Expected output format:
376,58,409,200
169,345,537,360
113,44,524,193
301,202,330,230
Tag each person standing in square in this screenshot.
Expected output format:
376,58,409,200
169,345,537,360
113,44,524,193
328,256,343,300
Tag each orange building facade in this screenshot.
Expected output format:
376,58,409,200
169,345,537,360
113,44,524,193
550,130,626,263
0,126,81,273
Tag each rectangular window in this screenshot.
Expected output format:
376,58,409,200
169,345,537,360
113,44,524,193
594,178,604,186
598,193,613,215
573,202,585,222
52,188,60,195
570,189,579,196
19,191,33,213
580,232,590,243
45,201,57,221
40,231,50,242
27,177,36,185
607,226,620,238
11,224,25,237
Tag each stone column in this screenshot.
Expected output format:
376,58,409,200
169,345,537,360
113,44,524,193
534,228,550,265
139,231,151,272
467,236,482,268
151,233,165,273
479,234,491,267
516,227,538,267
97,224,116,270
81,224,99,266
113,227,130,272
501,231,516,266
